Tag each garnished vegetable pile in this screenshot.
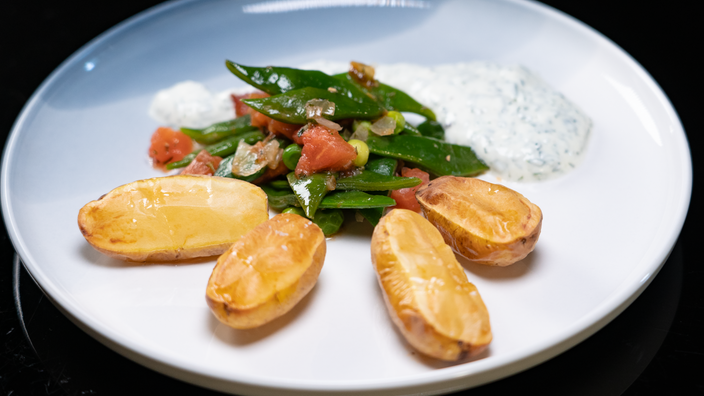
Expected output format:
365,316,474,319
149,61,489,235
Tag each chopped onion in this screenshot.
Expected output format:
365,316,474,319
268,147,284,170
340,167,363,178
231,138,283,177
324,174,336,191
355,210,365,223
231,140,263,177
305,99,335,119
370,116,396,136
261,140,283,169
341,128,353,140
349,124,369,141
314,116,342,131
349,61,377,88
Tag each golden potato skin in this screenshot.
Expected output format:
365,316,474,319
371,209,492,361
206,213,326,329
78,175,269,262
416,176,542,266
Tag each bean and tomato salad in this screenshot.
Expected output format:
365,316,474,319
148,61,488,235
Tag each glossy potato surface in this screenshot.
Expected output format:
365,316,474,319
417,176,542,266
78,175,268,261
371,209,492,361
206,213,326,329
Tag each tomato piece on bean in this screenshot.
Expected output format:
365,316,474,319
389,167,430,212
181,150,223,176
231,91,269,117
234,92,304,142
250,110,302,143
295,125,357,177
149,127,193,168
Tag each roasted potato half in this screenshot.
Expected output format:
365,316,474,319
78,175,269,262
206,213,326,329
416,176,542,266
371,209,492,361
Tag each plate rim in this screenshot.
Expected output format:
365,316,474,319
1,0,693,394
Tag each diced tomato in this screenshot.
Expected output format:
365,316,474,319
252,158,290,185
233,92,303,142
250,110,270,129
389,167,430,213
149,127,193,168
250,110,303,143
181,150,222,176
270,119,304,142
231,91,269,117
233,92,304,142
295,125,357,177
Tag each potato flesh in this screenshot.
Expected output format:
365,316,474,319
206,213,326,329
372,209,492,361
416,176,542,266
78,175,269,261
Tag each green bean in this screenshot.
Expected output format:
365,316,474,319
335,171,420,191
287,172,334,218
261,185,299,210
263,187,397,212
357,208,381,227
416,120,445,140
226,61,379,106
356,157,400,226
242,87,385,125
312,209,344,236
319,191,396,209
269,179,291,190
401,123,422,136
179,115,257,144
333,73,436,120
282,206,344,236
282,207,306,216
206,130,265,156
365,156,400,176
366,135,488,176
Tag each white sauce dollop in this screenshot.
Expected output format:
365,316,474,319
148,81,252,129
304,61,592,182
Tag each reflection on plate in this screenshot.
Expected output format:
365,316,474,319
1,0,691,395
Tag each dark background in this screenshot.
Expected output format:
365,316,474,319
1,1,701,395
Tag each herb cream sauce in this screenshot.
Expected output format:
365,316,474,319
305,61,592,182
148,81,250,129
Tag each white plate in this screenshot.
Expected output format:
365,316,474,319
1,0,692,394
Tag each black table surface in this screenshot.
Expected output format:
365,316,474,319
2,1,702,395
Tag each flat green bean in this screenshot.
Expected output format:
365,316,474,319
242,87,385,125
226,61,378,105
335,171,420,191
366,135,488,176
287,172,334,218
262,185,300,210
180,115,257,144
319,191,396,209
416,120,445,140
333,73,436,120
